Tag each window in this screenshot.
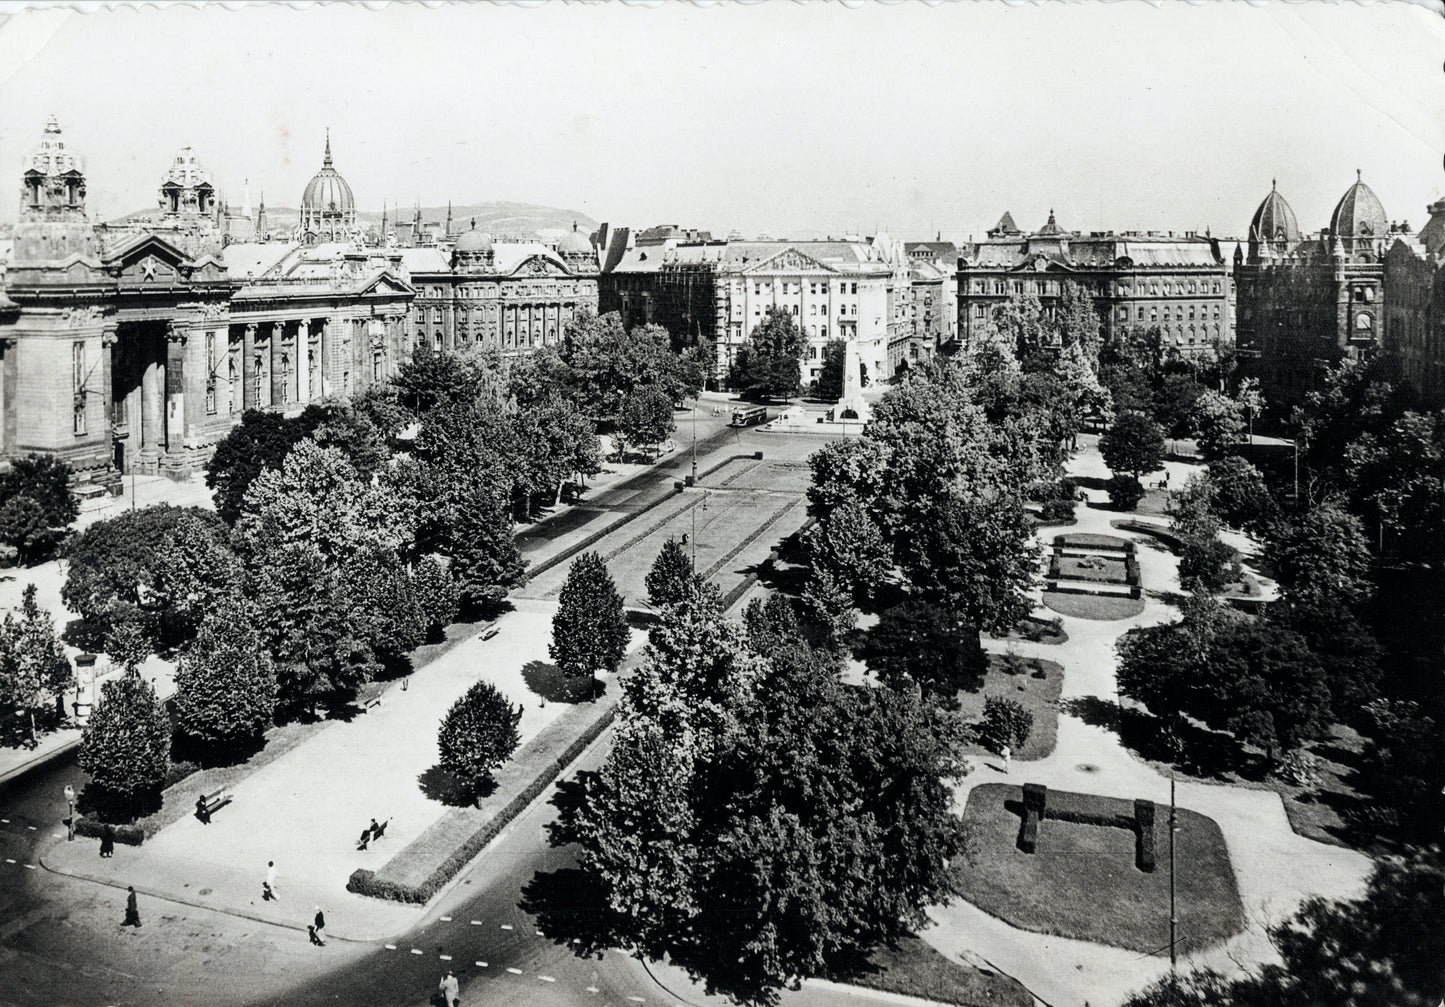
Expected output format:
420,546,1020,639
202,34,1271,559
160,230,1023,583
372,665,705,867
1189,281,1197,294
373,351,384,383
72,342,86,435
1189,306,1196,320
791,305,798,315
1137,307,1145,320
809,345,818,359
228,355,238,413
1213,282,1221,294
1118,308,1129,321
205,332,217,414
821,325,828,339
810,305,817,316
850,283,858,295
1150,309,1158,322
434,331,443,350
975,305,985,318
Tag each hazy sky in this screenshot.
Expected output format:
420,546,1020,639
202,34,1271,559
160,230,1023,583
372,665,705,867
1,1,1442,242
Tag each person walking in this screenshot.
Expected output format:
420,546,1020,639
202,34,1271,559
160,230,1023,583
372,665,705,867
263,861,278,901
99,826,114,859
313,906,326,944
122,886,141,928
438,969,459,1007
307,924,324,946
1000,744,1012,773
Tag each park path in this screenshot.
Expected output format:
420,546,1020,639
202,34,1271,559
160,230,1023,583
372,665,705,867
918,445,1370,1007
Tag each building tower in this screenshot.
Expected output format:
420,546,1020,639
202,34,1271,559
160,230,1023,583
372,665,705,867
1246,179,1301,263
158,147,216,219
298,129,357,245
556,221,595,272
14,115,99,262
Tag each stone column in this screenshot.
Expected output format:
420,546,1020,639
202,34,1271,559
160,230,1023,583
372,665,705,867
320,317,334,398
140,327,163,451
100,326,117,464
163,322,188,452
271,321,286,406
297,319,311,403
241,324,257,409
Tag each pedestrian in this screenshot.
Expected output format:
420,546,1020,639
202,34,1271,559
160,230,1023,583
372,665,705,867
263,860,278,901
313,906,326,943
122,885,141,928
99,825,114,859
307,924,324,947
194,794,211,825
1000,744,1012,773
438,969,459,1007
372,818,389,843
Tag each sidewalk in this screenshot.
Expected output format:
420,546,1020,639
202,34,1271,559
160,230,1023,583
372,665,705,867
915,448,1371,1006
41,605,647,941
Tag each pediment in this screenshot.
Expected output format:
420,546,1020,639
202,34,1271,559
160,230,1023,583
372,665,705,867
359,271,416,297
106,233,200,286
504,254,569,278
743,248,837,274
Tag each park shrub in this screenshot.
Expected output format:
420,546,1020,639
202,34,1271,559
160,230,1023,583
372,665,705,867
1039,499,1076,523
348,704,618,903
1106,474,1145,511
1017,809,1039,853
73,817,144,846
1135,800,1157,873
1022,782,1047,815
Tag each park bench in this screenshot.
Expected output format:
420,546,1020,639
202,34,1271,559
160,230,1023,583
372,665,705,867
198,786,231,819
481,624,499,641
363,693,382,711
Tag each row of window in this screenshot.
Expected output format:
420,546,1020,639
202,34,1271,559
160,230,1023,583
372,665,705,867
752,281,861,296
970,278,1225,297
754,303,858,318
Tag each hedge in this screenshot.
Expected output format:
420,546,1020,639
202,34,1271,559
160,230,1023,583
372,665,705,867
1022,782,1047,815
347,703,618,904
1013,787,1159,871
1017,808,1039,853
73,817,144,846
1135,799,1157,873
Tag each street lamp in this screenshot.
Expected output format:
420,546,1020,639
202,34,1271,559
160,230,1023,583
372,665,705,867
64,784,75,842
1168,771,1178,972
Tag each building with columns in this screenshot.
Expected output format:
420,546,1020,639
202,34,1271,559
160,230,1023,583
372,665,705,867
0,118,529,488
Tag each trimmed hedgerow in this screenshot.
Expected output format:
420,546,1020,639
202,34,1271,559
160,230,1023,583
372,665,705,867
1022,782,1047,815
1135,799,1157,873
73,817,144,846
1017,808,1039,853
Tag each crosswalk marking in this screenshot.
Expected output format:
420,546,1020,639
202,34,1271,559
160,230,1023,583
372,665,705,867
539,975,556,983
475,961,488,968
384,944,397,950
439,955,452,961
506,967,523,975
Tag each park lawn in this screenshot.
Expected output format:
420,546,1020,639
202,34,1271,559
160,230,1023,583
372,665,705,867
958,784,1245,957
958,655,1064,761
987,614,1068,646
834,933,1033,1007
1042,591,1145,620
1056,554,1129,583
1054,532,1131,551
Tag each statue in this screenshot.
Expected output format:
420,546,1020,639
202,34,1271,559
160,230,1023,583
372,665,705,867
836,335,870,423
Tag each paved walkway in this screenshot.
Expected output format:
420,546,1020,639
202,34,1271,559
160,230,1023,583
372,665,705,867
42,605,647,941
916,446,1370,1007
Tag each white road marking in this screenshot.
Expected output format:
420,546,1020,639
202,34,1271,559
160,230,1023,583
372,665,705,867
4,859,14,864
439,955,452,961
410,949,423,955
470,920,482,925
384,944,397,950
628,997,646,1003
586,987,600,994
22,864,35,870
1,818,9,823
52,833,63,839
475,961,488,968
26,826,35,831
440,915,451,921
535,929,544,936
538,975,556,983
500,924,513,930
506,967,523,975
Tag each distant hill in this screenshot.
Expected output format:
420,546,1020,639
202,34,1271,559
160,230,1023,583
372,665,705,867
106,201,599,241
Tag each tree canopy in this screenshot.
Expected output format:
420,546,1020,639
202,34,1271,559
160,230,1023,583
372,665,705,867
1100,411,1165,480
550,552,629,696
731,306,805,400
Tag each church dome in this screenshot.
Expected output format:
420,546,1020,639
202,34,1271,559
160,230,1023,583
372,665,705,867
454,226,492,253
301,133,354,215
1249,180,1300,246
1330,170,1387,241
557,222,591,255
164,147,211,190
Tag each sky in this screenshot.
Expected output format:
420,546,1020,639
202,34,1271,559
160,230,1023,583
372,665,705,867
0,1,1442,243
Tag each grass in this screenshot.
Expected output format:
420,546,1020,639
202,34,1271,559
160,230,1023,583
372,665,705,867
831,933,1033,1007
1055,555,1128,583
959,784,1245,956
988,615,1068,646
1055,532,1132,551
1042,591,1145,620
957,654,1064,761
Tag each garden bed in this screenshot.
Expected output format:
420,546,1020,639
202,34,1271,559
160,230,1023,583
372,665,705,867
958,784,1244,956
1042,591,1145,620
988,615,1067,646
957,655,1064,762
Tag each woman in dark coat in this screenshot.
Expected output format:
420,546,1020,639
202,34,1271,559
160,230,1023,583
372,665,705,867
99,826,115,858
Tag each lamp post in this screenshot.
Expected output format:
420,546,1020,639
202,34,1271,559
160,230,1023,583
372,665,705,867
64,784,75,842
691,399,698,486
1168,771,1178,972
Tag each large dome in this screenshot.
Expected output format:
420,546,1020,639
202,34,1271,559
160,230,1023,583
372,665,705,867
454,226,492,253
557,221,591,255
1249,180,1300,246
1330,170,1387,241
301,133,354,214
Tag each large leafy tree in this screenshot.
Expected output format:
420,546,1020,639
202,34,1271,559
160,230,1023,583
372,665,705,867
391,344,483,417
645,537,694,610
558,587,969,1006
1191,389,1246,461
731,306,805,400
815,338,846,400
561,312,700,420
448,485,526,612
550,552,629,697
0,584,73,746
617,386,676,460
172,596,277,758
902,494,1040,633
1205,455,1278,534
1100,411,1165,481
78,669,170,818
1265,501,1374,611
206,409,312,524
437,679,522,801
803,498,892,602
862,600,986,699
62,505,240,654
0,454,78,564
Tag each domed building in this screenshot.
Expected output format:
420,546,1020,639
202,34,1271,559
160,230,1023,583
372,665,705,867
556,221,594,271
159,147,217,218
1329,170,1388,256
451,221,494,272
1246,180,1301,261
298,131,358,245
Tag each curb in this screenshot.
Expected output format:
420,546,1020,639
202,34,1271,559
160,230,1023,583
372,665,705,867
0,734,81,790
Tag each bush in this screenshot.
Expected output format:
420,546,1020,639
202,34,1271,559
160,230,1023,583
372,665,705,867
73,817,145,846
1040,498,1076,522
78,670,171,818
437,680,522,798
0,454,78,563
1023,782,1048,814
979,696,1033,752
1106,474,1146,511
1135,800,1157,873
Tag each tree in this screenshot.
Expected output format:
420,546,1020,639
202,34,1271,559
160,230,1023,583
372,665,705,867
558,589,969,1006
1171,475,1240,594
62,505,238,653
560,312,700,420
0,584,73,746
340,546,426,667
1123,849,1443,1007
731,306,805,400
1191,389,1246,461
205,409,311,524
172,596,277,758
1100,411,1165,481
78,669,170,817
437,679,522,800
0,454,78,563
903,494,1040,633
1356,700,1440,841
617,386,675,460
391,345,482,417
1106,473,1145,511
1152,371,1205,442
803,498,892,602
1206,455,1278,534
645,538,694,609
412,555,460,640
1265,501,1374,611
863,601,986,698
449,488,527,612
816,339,846,400
978,695,1033,752
550,552,629,698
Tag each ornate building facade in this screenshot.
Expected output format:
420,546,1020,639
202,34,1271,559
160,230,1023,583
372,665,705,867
0,118,599,488
1234,173,1407,407
955,210,1232,356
